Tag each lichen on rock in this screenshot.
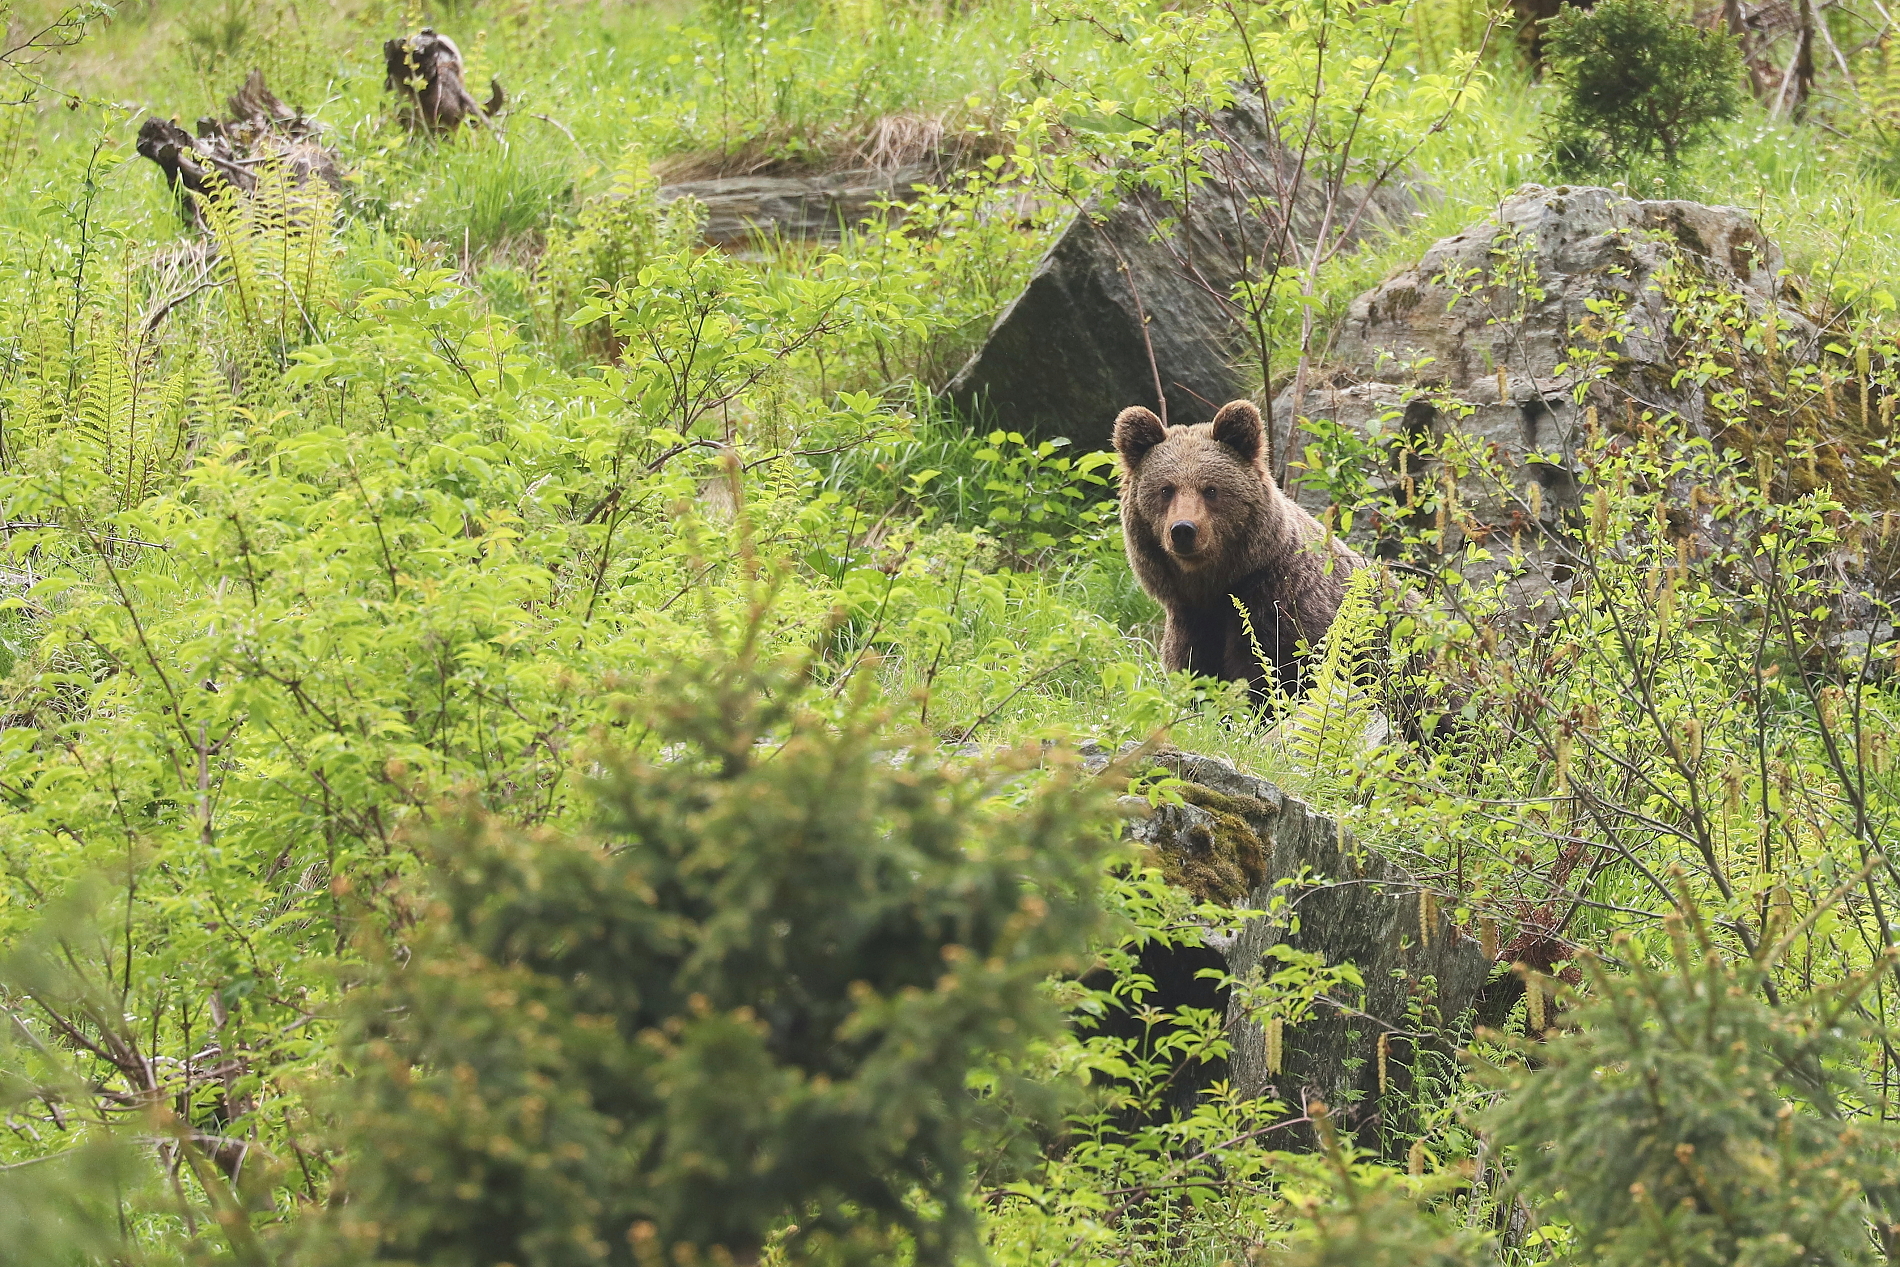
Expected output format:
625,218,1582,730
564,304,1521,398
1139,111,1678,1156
1272,183,1855,608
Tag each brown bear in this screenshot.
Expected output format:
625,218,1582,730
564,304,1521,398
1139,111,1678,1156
1114,399,1363,698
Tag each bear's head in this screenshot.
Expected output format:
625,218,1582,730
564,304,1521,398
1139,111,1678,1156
1113,400,1276,572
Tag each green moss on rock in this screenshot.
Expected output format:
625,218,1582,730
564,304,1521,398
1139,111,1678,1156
1150,784,1269,905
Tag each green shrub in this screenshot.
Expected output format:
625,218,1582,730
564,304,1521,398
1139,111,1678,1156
530,149,704,359
1482,906,1900,1266
0,1140,142,1266
1270,1114,1491,1267
1543,0,1744,176
320,634,1121,1267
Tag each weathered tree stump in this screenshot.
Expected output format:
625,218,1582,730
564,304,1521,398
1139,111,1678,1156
1114,748,1500,1153
135,71,340,228
383,29,504,134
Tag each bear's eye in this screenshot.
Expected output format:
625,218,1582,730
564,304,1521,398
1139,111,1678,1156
1157,483,1176,500
1202,485,1219,500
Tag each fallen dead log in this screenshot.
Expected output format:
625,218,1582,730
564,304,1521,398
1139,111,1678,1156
656,166,933,251
135,71,340,228
383,28,505,134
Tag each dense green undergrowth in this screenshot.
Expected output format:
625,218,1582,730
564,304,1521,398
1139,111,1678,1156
10,0,1900,1261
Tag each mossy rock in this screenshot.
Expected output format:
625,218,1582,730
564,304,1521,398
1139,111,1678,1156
1146,784,1269,905
1271,184,1900,604
1116,747,1496,1154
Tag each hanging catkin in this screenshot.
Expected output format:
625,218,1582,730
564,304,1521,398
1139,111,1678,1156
1526,975,1546,1033
1377,1032,1390,1093
1265,1016,1284,1075
1859,343,1872,428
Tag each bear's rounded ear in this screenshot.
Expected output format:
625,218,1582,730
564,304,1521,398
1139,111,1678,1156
1113,406,1167,467
1210,400,1265,463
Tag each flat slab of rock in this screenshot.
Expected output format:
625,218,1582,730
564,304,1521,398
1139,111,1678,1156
944,95,1411,449
658,166,931,250
1120,748,1492,1148
1275,184,1818,606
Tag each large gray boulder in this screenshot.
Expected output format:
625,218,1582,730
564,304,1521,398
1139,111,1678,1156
944,97,1411,450
1275,184,1818,607
1120,749,1494,1149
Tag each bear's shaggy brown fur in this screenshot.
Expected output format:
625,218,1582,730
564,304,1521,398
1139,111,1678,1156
1115,399,1362,697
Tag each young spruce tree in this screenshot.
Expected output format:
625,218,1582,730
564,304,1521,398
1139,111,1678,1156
1482,902,1900,1265
317,623,1120,1267
1544,0,1744,177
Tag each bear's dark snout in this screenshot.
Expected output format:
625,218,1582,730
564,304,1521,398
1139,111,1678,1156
1169,520,1199,553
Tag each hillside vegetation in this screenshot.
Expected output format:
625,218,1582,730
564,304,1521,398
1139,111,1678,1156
8,0,1900,1262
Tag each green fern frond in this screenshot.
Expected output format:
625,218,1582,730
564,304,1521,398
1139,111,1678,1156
201,160,341,361
1276,565,1384,778
1857,36,1900,127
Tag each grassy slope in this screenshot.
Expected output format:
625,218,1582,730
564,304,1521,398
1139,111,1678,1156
0,2,1896,1258
12,0,1900,784
32,1,1900,294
